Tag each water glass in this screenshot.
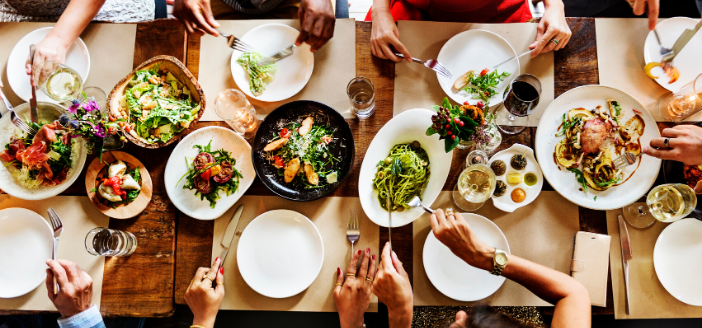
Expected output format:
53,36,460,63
496,74,541,135
347,77,375,119
214,89,260,139
453,150,496,211
80,86,107,114
85,227,137,257
658,73,702,122
35,60,83,102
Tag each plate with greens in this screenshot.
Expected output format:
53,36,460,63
437,30,519,107
230,23,314,102
252,101,354,201
164,127,255,220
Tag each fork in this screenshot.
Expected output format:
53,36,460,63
407,196,435,214
653,28,674,62
217,30,256,53
346,210,360,258
613,152,641,169
394,53,453,79
47,207,63,294
0,88,37,135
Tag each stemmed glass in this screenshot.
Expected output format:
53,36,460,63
496,74,541,134
453,150,496,212
657,73,702,122
214,89,260,139
622,183,697,228
34,60,83,102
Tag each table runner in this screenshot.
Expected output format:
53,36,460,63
394,21,554,125
0,22,136,108
606,209,702,319
197,19,356,121
413,191,579,306
0,196,108,311
212,195,379,312
596,18,702,122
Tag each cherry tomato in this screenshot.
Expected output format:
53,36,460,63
321,136,333,145
476,102,484,109
104,176,127,199
200,168,212,180
480,68,489,76
463,101,469,105
109,116,116,122
280,128,291,138
273,156,285,169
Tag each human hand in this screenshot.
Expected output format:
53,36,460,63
630,0,660,30
529,0,571,58
26,35,70,86
372,242,412,328
184,257,225,328
334,248,377,328
643,125,702,166
172,0,220,36
45,259,94,318
295,0,336,52
429,209,494,271
370,7,410,62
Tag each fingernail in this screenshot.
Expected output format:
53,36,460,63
215,257,220,262
372,254,376,260
337,267,341,275
366,247,370,253
357,249,362,255
220,267,224,274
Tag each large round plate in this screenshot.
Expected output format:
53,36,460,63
7,27,90,104
359,108,453,227
423,213,510,301
164,127,256,220
534,85,661,210
0,208,53,298
230,24,314,102
0,103,87,200
653,218,702,306
662,122,702,220
237,210,324,298
251,100,354,202
489,144,543,212
437,30,519,106
644,17,702,92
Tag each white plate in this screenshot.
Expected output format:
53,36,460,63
0,208,53,298
423,213,509,301
489,143,543,212
437,30,519,106
6,27,90,104
359,108,453,227
164,127,255,220
534,85,661,210
237,210,324,298
653,218,702,306
230,24,314,102
644,17,702,92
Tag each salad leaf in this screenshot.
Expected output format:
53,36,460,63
461,70,511,103
567,168,588,192
237,52,277,96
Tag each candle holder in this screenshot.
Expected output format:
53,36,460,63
658,73,702,122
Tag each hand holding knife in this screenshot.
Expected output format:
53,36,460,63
212,204,245,286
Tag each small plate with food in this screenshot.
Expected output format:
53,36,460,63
85,151,152,219
643,17,702,92
359,108,453,227
107,55,205,149
230,23,314,102
437,29,519,107
252,100,354,201
165,126,255,220
535,85,661,210
488,144,543,212
0,102,87,200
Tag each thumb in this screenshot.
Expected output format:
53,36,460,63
215,267,224,296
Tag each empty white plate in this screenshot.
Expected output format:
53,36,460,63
437,29,519,106
0,208,53,298
237,210,324,298
230,24,314,102
653,218,702,306
6,27,90,104
644,17,702,92
423,213,510,301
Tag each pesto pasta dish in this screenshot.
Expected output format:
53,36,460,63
373,141,431,212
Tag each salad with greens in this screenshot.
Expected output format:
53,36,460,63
179,141,243,208
453,68,511,103
120,64,201,144
237,52,278,96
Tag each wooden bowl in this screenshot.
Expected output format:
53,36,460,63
106,55,206,149
85,151,153,219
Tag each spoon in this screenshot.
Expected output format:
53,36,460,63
407,196,435,214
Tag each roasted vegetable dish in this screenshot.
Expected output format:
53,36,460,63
92,160,142,206
180,141,243,208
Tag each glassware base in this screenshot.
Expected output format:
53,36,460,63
622,202,656,229
496,106,528,134
452,184,487,212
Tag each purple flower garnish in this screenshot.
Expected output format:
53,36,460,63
92,122,106,138
69,99,81,114
82,101,100,112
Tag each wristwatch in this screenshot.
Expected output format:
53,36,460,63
490,248,509,276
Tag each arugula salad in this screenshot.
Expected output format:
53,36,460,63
121,64,201,144
237,52,277,96
179,141,243,208
453,68,511,103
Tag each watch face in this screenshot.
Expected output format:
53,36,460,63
495,252,508,265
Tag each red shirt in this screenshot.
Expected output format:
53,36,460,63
365,0,532,23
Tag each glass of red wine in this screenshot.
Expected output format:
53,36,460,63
496,74,541,134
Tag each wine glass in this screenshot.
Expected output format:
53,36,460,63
657,73,702,122
34,60,83,102
622,183,697,228
496,74,541,135
453,150,496,212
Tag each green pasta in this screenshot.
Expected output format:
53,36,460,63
373,142,431,212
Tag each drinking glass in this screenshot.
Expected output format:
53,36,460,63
35,60,83,102
496,74,541,135
85,227,137,257
453,150,496,211
622,183,697,228
80,86,107,114
347,77,375,119
214,89,260,139
657,73,702,122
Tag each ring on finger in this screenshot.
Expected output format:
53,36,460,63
366,277,372,282
202,274,214,282
445,208,454,216
335,283,342,286
550,39,559,45
664,137,670,148
346,273,356,277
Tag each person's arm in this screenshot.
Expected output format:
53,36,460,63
643,125,702,167
46,259,106,328
172,0,220,37
295,0,336,52
369,0,411,62
372,242,413,328
529,0,571,57
334,248,377,328
184,257,225,328
430,210,591,328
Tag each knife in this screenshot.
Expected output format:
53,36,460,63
492,50,532,69
663,21,701,63
256,45,294,66
29,44,38,123
618,214,633,315
216,204,245,272
386,195,392,252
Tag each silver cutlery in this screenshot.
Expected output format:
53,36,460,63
28,44,38,124
47,207,63,294
386,195,393,251
217,30,255,53
257,45,294,66
0,88,37,135
613,152,641,169
652,28,674,61
394,53,452,79
406,196,435,214
618,214,633,315
346,210,360,258
216,204,244,272
492,50,532,69
662,21,701,63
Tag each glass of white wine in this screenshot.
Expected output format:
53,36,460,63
35,61,83,102
453,150,496,212
622,183,698,228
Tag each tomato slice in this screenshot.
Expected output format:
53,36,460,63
321,136,333,145
200,168,211,180
280,128,291,138
480,68,489,76
274,156,285,169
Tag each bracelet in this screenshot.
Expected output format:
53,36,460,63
191,325,208,328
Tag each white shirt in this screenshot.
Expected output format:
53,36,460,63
0,0,155,23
